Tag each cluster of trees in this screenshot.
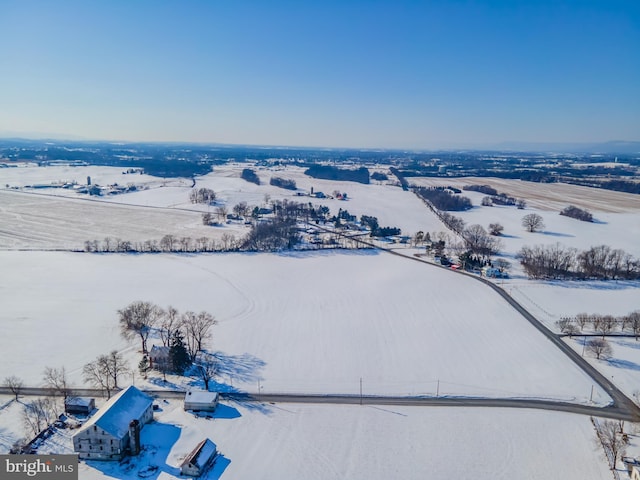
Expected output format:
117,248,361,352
517,243,640,280
439,212,466,234
414,187,472,211
463,185,526,208
241,168,260,185
189,187,216,204
556,310,640,338
202,205,229,225
242,216,300,251
304,165,370,184
119,301,217,358
370,171,388,181
560,205,593,222
269,177,297,190
482,194,525,208
359,215,401,237
460,224,503,261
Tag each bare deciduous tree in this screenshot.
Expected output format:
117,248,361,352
598,420,628,469
43,366,70,402
83,351,129,398
587,338,612,360
182,311,217,359
4,376,24,401
575,312,589,331
22,398,56,436
118,301,163,353
194,353,218,391
521,213,545,232
625,311,640,340
159,306,182,347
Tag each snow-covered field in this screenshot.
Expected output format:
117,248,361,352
2,163,640,478
0,250,606,404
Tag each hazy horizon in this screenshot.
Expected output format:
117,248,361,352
1,1,638,149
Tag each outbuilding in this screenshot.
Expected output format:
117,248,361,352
184,390,219,413
180,439,217,477
65,397,95,416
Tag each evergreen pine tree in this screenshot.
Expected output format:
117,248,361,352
169,330,191,375
138,356,150,379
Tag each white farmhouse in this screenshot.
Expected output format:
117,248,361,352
72,385,153,460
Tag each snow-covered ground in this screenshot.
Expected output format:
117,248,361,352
3,395,617,480
0,250,606,404
2,164,640,478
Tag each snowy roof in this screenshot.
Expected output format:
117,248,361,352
185,390,219,405
150,345,170,358
181,439,217,470
65,397,94,407
77,386,153,439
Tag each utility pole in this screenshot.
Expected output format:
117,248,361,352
590,385,594,403
436,379,440,398
359,378,363,405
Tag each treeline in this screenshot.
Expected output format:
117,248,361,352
304,165,370,184
464,184,497,195
517,243,640,280
596,179,640,195
389,167,409,190
560,205,593,222
556,310,640,338
84,235,240,253
270,176,297,190
241,168,260,185
414,187,472,211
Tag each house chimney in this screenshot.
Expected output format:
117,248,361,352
87,176,91,185
129,419,141,455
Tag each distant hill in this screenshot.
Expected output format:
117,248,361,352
493,141,640,155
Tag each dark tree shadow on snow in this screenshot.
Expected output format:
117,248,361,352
607,358,640,372
541,230,574,238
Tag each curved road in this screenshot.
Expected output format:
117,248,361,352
316,223,640,422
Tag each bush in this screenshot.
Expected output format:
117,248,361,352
560,205,593,222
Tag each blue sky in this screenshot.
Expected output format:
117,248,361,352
0,0,638,148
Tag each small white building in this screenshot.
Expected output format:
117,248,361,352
73,386,153,461
184,390,219,412
180,439,217,477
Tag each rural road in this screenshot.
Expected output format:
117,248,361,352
1,387,636,421
315,222,640,422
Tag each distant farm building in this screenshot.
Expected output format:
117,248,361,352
180,439,218,477
184,390,219,413
72,386,153,460
65,397,95,416
481,266,507,278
